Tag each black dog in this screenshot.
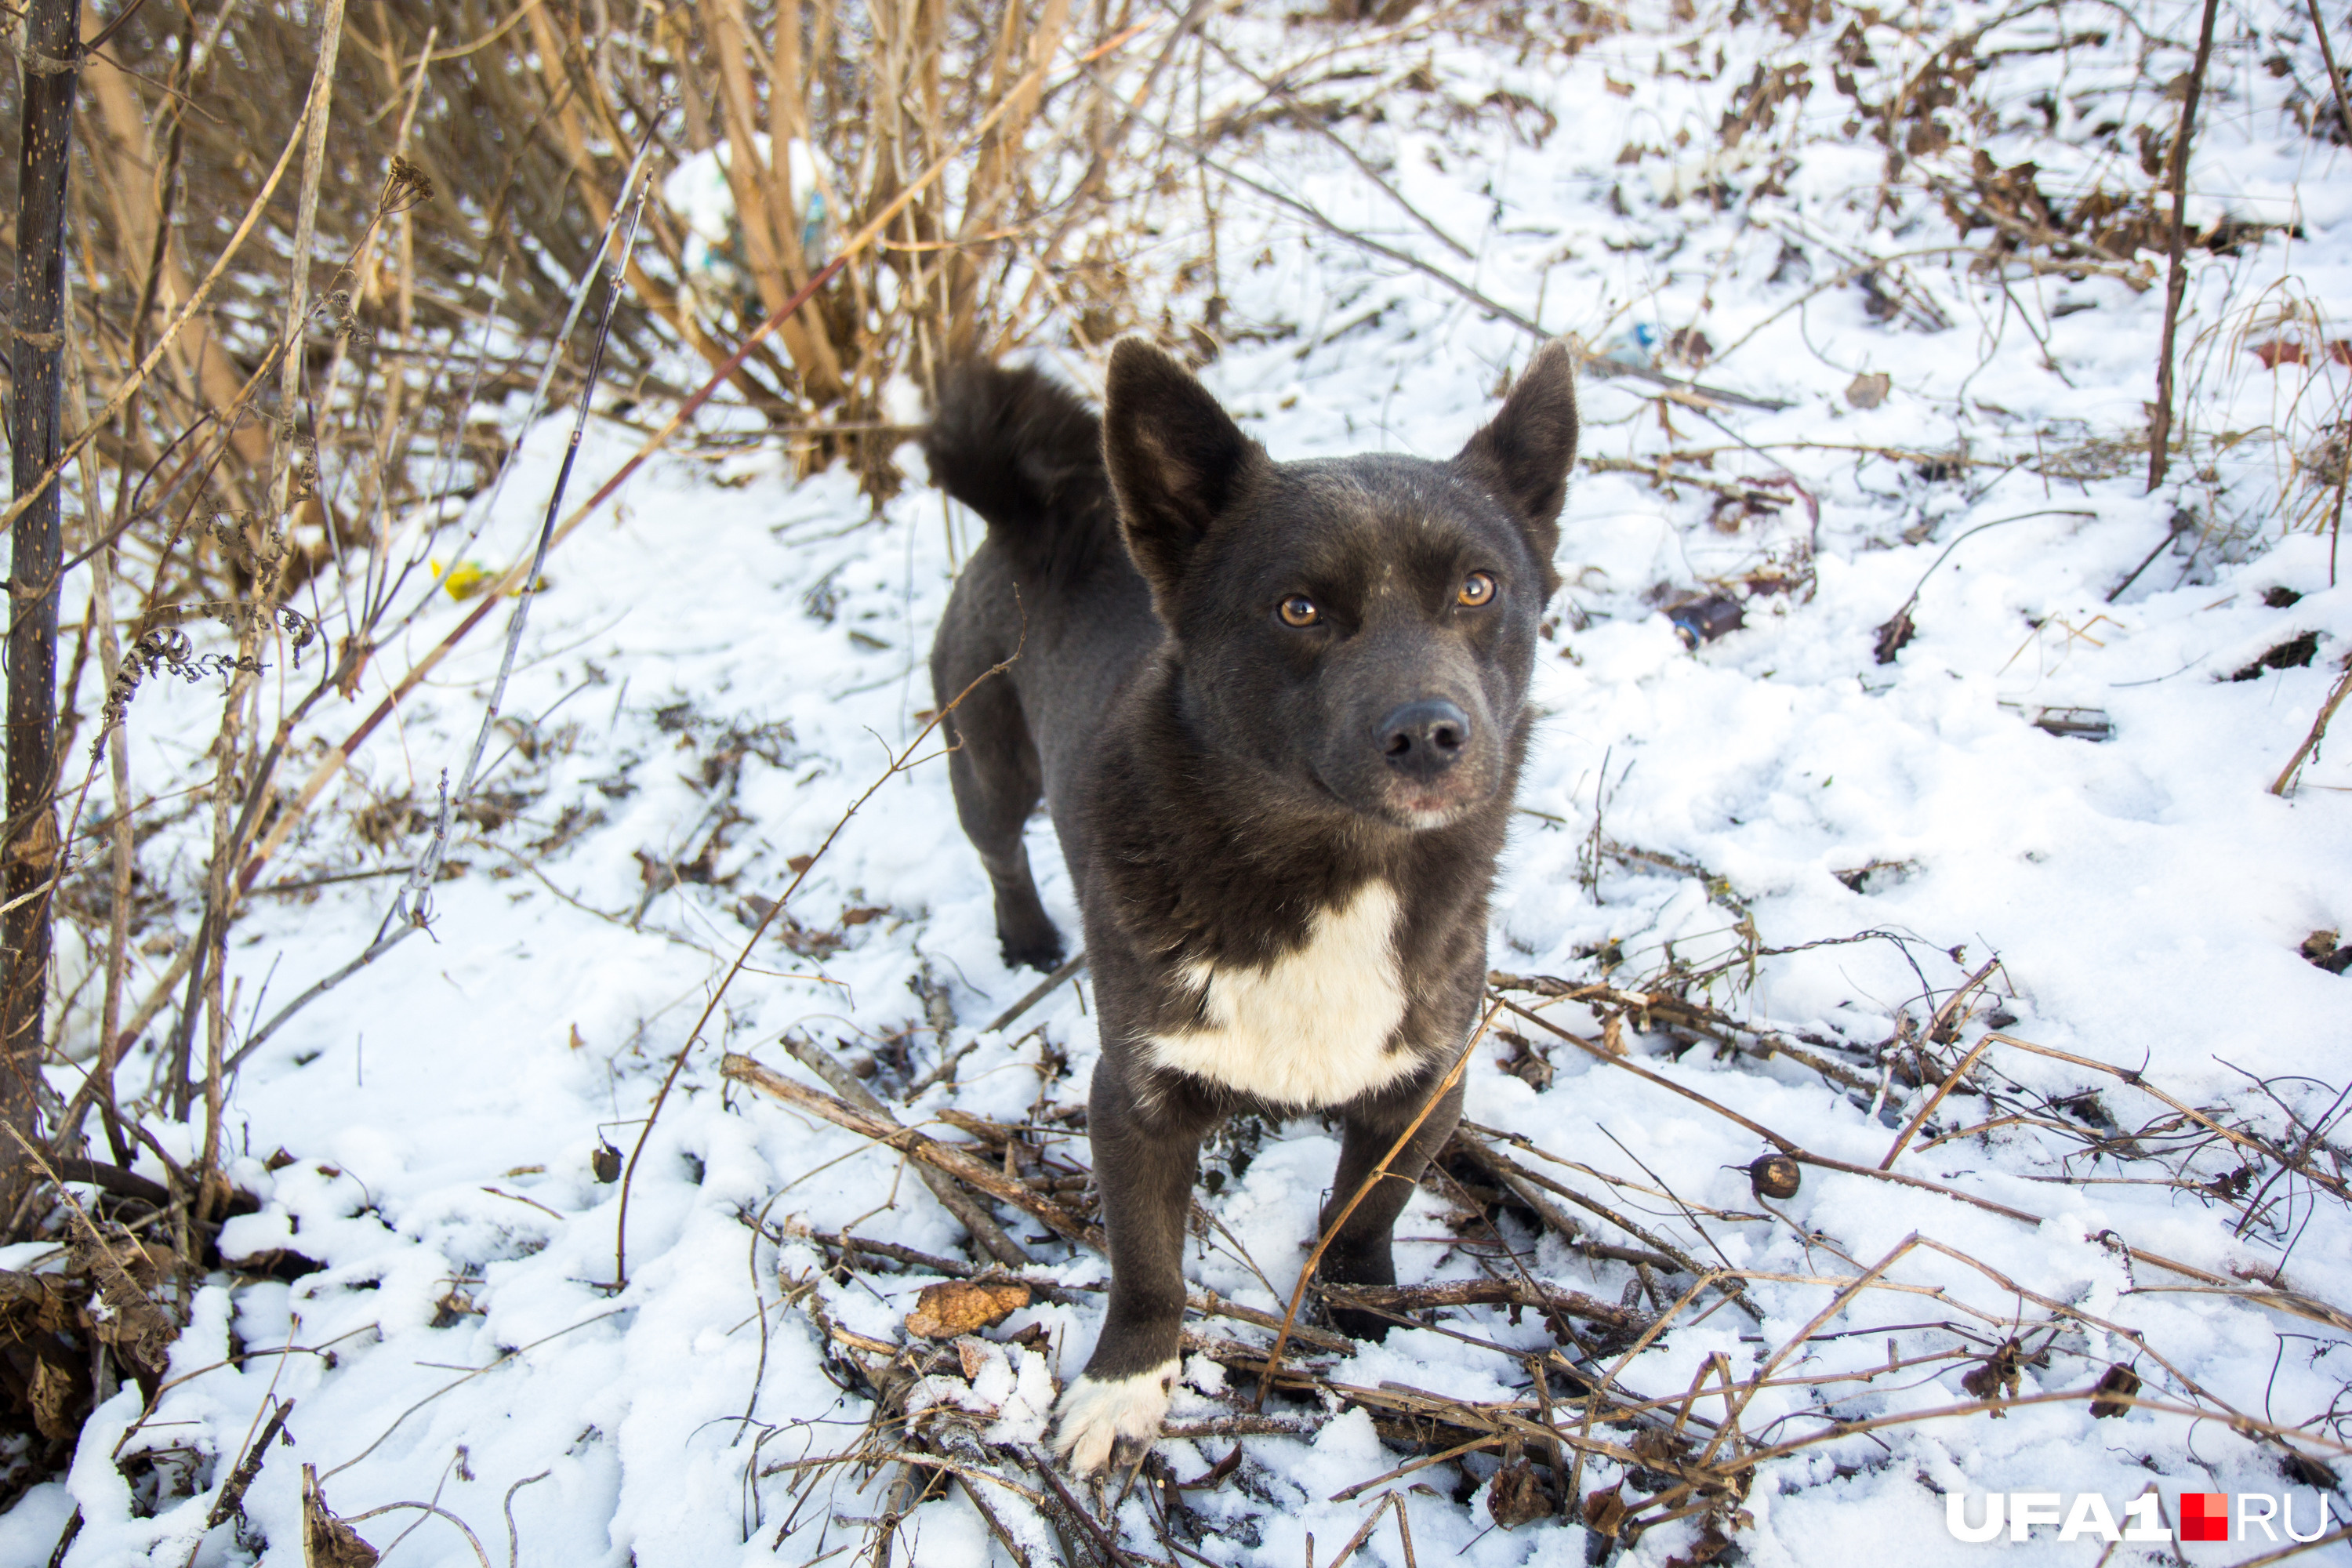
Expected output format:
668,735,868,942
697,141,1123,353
925,339,1578,1472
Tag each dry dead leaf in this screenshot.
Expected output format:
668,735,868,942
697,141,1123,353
30,1354,79,1441
303,1469,379,1567
1583,1480,1630,1537
905,1279,1030,1339
2089,1362,2141,1418
1668,1526,1736,1566
1489,1454,1556,1528
1632,1428,1692,1465
1960,1336,2025,1414
1846,371,1892,408
67,1218,179,1376
1601,1014,1628,1056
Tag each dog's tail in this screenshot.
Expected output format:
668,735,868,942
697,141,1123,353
923,361,1119,587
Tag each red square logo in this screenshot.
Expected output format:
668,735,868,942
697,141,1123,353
2180,1494,2230,1541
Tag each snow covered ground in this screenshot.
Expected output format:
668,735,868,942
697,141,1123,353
5,0,2351,1562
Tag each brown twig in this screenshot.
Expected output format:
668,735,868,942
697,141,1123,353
1984,1033,2350,1201
720,1054,1105,1254
958,1475,1040,1568
1321,1279,1652,1337
2304,0,2352,176
1881,1033,1993,1167
1697,1233,1918,1468
2227,1523,2352,1566
780,1032,1031,1269
982,948,1087,1035
203,1396,294,1531
2269,660,2352,797
1324,1492,1402,1567
1499,997,2045,1225
336,1499,493,1567
2145,0,2223,492
1450,1131,1765,1323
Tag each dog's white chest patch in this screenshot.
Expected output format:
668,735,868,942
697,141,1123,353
1146,882,1414,1107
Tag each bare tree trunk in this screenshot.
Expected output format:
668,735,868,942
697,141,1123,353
3,0,83,1232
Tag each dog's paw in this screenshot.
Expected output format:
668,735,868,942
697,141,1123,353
1000,929,1065,974
1052,1360,1178,1475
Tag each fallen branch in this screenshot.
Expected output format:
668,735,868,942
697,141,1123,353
1323,1279,1651,1338
1984,1033,2350,1202
981,948,1087,1036
781,1033,1032,1269
1498,998,2045,1226
720,1052,1105,1254
1450,1131,1764,1323
204,1397,295,1532
2269,660,2352,797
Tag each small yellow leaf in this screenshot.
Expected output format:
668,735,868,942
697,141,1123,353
437,559,494,601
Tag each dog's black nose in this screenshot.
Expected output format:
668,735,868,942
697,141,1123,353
1377,699,1471,779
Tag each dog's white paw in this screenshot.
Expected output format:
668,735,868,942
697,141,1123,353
1053,1359,1179,1475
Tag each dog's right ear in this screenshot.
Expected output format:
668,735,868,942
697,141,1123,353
1103,339,1265,611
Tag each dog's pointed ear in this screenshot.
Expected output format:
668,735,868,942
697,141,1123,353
1456,339,1580,586
1104,339,1265,609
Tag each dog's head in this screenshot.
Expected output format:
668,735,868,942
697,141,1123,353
1103,339,1579,832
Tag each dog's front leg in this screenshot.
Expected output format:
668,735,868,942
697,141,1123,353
1318,1069,1467,1340
1054,1056,1207,1475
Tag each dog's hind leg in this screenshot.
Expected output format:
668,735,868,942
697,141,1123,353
1317,1069,1467,1341
940,668,1064,972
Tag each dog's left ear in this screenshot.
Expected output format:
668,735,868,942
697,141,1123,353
1104,339,1267,615
1455,339,1580,590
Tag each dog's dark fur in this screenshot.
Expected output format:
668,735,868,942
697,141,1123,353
925,339,1579,1472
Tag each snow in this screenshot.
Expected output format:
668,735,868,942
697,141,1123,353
11,0,2352,1563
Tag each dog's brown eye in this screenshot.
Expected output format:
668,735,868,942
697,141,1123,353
1458,572,1497,608
1278,595,1319,627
